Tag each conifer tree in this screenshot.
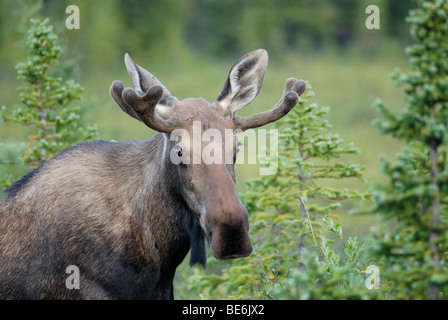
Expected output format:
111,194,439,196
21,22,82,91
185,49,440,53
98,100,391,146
1,18,97,187
368,0,448,299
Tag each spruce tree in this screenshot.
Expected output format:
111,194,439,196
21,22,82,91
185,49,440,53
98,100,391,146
369,0,448,299
1,18,97,186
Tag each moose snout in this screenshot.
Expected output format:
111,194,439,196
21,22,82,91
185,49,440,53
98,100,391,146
195,164,254,260
210,223,253,259
205,207,253,260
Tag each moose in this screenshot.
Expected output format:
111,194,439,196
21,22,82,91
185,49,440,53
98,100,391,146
0,49,306,299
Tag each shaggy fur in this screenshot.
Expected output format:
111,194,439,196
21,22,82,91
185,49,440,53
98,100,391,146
0,134,204,299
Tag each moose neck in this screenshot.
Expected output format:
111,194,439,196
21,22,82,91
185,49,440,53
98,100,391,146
134,133,204,271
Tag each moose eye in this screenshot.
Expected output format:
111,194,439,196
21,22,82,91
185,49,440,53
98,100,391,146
233,145,240,164
171,146,188,165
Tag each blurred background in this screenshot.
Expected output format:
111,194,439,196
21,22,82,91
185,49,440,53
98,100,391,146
0,0,415,236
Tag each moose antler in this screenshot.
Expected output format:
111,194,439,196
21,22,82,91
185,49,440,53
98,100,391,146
109,54,180,133
110,50,306,134
233,78,306,131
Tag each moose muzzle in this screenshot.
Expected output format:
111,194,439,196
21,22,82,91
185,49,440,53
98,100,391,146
210,220,253,259
202,203,253,260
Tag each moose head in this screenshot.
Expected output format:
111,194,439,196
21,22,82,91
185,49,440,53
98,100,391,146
110,49,306,260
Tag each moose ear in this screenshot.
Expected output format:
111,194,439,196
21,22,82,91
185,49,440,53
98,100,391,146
124,53,177,108
215,49,268,116
124,53,154,96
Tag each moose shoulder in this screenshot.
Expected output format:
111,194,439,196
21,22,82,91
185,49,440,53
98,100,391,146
0,49,306,299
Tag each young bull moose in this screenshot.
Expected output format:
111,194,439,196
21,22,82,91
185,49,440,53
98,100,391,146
0,49,306,299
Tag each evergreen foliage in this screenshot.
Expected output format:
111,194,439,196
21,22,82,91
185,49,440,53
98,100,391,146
1,18,97,189
367,0,448,299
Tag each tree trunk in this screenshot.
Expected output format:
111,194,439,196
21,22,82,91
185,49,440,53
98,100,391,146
428,140,441,300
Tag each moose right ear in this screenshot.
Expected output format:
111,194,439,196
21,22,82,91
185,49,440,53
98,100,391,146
215,49,268,117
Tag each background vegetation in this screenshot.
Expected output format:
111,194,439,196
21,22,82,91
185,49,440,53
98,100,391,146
1,0,446,299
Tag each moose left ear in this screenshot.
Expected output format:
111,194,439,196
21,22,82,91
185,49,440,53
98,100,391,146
215,49,268,116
